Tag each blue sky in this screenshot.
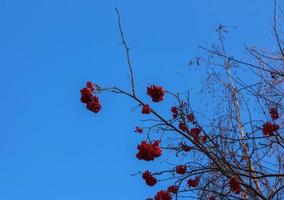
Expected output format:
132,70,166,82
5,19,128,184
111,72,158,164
0,0,282,199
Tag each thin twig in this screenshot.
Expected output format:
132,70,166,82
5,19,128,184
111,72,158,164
115,8,136,97
273,0,284,58
199,45,284,77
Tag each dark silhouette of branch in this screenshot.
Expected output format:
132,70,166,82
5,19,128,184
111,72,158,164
115,7,136,97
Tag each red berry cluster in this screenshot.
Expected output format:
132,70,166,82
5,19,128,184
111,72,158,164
135,127,143,133
175,165,187,174
201,135,208,143
80,81,101,113
142,104,152,114
154,190,172,200
181,143,191,152
190,127,201,143
147,85,165,102
80,88,93,103
167,185,178,194
179,121,188,132
142,171,157,186
262,122,279,136
229,177,242,194
209,196,216,200
136,140,162,161
171,106,179,119
187,176,200,188
187,113,195,122
269,107,279,120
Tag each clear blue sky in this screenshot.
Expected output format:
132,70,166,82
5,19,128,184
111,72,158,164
0,0,282,199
